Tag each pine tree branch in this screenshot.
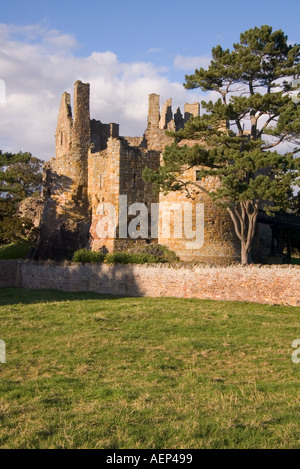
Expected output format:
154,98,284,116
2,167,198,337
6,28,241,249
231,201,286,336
227,206,243,242
258,113,280,138
262,132,289,150
179,180,210,196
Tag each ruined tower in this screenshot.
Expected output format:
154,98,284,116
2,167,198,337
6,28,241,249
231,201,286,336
54,81,90,205
33,82,92,260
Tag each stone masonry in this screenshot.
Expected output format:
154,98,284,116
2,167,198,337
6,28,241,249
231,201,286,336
33,81,243,262
1,260,299,307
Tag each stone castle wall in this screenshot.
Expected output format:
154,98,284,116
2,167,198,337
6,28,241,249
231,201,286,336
1,260,299,306
158,170,240,263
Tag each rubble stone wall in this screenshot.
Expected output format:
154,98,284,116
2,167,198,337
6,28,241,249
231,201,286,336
1,260,299,306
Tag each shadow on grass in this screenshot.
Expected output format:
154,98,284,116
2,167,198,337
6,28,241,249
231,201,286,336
0,261,144,305
0,287,125,306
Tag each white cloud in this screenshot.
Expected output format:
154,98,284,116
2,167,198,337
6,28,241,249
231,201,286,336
44,31,79,51
174,55,211,71
147,48,162,54
0,24,206,160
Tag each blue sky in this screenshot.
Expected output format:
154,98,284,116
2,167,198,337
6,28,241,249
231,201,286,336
3,0,299,80
0,0,299,158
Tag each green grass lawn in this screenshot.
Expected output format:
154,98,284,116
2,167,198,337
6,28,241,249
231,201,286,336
0,243,30,260
0,288,300,449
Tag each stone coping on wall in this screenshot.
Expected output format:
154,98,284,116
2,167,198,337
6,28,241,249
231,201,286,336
6,259,300,269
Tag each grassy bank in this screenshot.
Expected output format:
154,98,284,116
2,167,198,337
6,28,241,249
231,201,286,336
0,288,300,449
0,243,30,260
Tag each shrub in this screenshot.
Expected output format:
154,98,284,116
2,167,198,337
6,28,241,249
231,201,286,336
143,244,179,262
105,252,159,264
72,248,105,263
72,244,180,264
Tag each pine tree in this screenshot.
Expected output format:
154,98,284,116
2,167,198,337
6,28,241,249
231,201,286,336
143,25,300,264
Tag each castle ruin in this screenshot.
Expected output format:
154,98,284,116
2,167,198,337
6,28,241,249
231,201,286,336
34,80,241,263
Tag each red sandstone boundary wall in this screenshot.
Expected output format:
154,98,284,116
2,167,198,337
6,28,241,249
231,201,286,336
0,260,299,306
